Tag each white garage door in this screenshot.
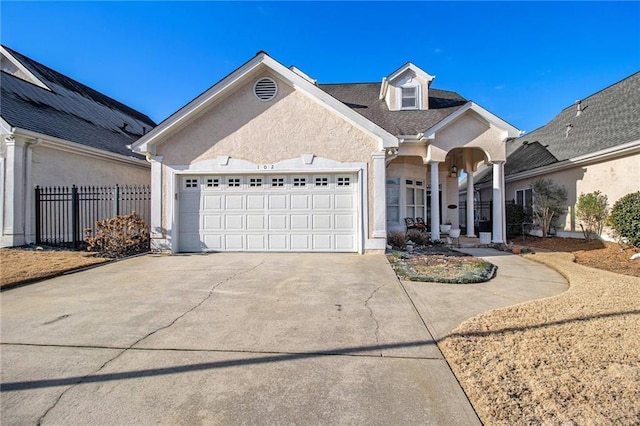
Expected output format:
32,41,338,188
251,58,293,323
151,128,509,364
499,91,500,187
178,174,359,252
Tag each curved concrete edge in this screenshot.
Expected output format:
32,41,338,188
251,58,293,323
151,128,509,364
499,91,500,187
399,248,569,342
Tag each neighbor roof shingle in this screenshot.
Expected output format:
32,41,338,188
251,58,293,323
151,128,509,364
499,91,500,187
476,71,640,184
1,45,156,158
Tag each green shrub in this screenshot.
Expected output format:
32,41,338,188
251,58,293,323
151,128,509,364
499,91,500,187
576,191,608,241
406,229,430,246
387,231,407,250
506,202,526,237
532,178,568,237
85,212,150,258
609,191,640,248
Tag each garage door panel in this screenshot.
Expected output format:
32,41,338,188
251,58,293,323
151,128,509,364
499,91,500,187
291,194,309,210
269,215,287,230
179,173,358,252
203,234,223,250
269,194,287,210
312,234,332,250
225,235,244,250
313,214,332,229
247,234,265,250
335,234,355,250
291,234,310,250
335,194,354,209
269,234,288,250
290,215,309,230
313,194,332,209
226,195,244,210
247,195,265,210
179,212,201,232
246,215,265,230
335,214,354,230
225,215,243,230
203,195,222,210
203,215,223,230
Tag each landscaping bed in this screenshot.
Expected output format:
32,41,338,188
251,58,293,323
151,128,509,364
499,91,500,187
511,236,639,278
387,246,496,284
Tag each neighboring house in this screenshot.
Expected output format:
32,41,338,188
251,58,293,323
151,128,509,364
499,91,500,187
466,71,640,240
0,45,156,247
132,52,520,253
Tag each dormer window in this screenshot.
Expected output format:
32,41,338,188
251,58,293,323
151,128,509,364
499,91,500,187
401,86,418,109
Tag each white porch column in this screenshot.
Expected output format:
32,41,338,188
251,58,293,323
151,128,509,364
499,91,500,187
466,171,476,237
149,156,164,246
430,161,440,241
2,136,27,247
371,151,387,239
492,161,504,243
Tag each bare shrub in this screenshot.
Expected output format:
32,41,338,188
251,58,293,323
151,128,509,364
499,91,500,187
406,229,430,246
85,212,150,258
387,231,407,250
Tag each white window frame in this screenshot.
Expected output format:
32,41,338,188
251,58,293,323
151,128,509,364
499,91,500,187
400,84,420,110
386,178,401,225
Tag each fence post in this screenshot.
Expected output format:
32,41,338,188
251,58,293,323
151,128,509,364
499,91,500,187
113,184,120,217
35,186,41,244
72,185,80,249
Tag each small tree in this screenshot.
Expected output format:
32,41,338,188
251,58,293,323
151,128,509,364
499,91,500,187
608,191,640,248
531,178,568,237
576,191,608,241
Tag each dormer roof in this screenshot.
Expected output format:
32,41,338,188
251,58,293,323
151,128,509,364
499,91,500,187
379,62,435,100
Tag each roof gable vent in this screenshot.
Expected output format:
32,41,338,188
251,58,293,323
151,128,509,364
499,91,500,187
254,77,278,101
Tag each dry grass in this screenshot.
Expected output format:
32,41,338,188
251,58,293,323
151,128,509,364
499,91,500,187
440,252,640,425
0,247,110,290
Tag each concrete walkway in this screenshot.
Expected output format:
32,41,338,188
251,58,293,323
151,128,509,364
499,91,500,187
403,248,569,341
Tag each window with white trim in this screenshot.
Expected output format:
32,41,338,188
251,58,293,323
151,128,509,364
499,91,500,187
386,178,400,223
205,178,220,188
184,178,199,189
249,177,263,187
314,177,329,187
227,178,241,188
337,177,351,187
401,86,419,109
406,180,426,220
271,177,284,187
516,188,533,217
293,177,307,187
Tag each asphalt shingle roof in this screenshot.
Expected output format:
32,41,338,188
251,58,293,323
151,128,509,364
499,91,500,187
319,83,467,135
1,45,156,158
476,71,640,184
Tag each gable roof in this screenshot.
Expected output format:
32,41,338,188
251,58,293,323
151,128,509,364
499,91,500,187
319,83,467,135
132,52,398,154
1,45,156,158
475,71,640,184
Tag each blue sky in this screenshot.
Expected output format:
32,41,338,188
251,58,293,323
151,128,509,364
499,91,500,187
2,1,638,134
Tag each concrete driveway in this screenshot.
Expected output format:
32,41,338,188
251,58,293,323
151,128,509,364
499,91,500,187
1,253,479,425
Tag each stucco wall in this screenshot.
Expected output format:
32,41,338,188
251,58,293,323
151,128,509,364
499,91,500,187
32,145,150,187
157,73,380,237
504,152,640,236
431,112,506,163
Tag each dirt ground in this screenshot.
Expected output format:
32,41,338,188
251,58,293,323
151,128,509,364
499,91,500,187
511,236,640,278
440,252,640,425
0,247,109,290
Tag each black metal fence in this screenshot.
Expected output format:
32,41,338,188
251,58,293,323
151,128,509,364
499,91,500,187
35,184,151,249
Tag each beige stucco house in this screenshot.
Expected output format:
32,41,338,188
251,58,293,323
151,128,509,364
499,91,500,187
132,52,520,253
0,45,155,247
466,71,640,240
